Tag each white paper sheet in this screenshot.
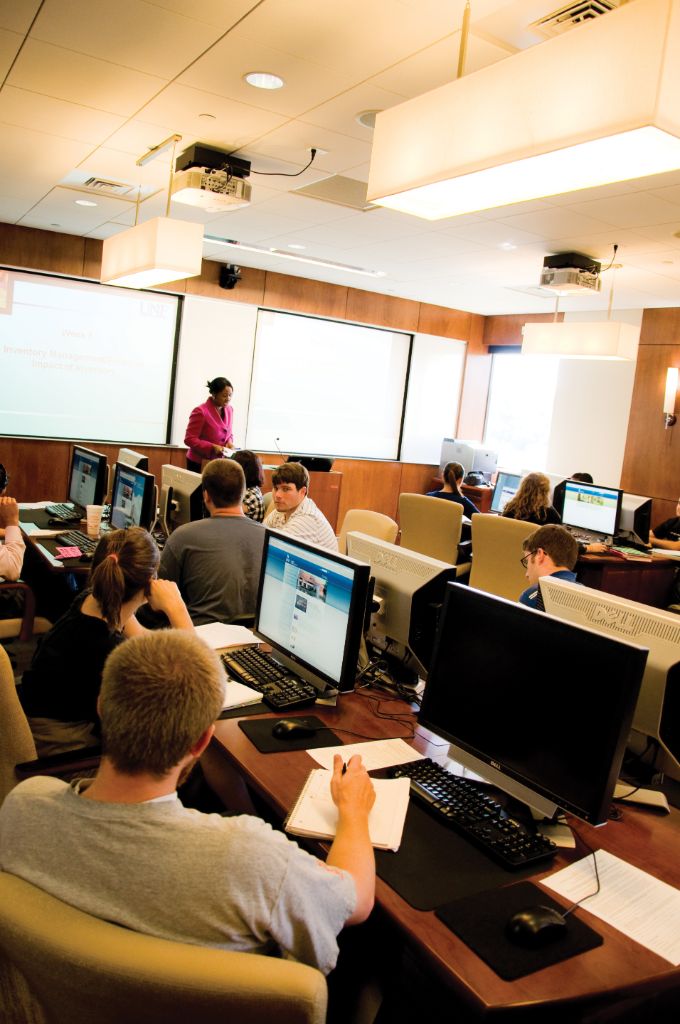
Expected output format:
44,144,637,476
308,738,424,772
19,521,62,537
195,622,258,650
18,502,52,510
221,679,262,710
542,849,680,964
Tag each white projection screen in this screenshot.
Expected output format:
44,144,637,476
245,310,411,459
0,269,178,442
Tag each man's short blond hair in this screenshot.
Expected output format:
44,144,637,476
100,631,225,777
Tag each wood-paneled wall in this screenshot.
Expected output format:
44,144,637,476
621,308,680,526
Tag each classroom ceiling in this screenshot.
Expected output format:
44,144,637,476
3,0,680,316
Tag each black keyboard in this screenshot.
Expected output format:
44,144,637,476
46,502,83,521
56,530,98,554
390,758,557,870
221,647,317,711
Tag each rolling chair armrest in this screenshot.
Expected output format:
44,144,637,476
0,580,36,642
15,745,101,780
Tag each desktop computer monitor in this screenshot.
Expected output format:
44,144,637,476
117,447,149,472
617,492,652,545
490,471,522,513
254,530,370,694
67,445,107,508
159,465,203,533
470,447,497,482
419,583,647,826
109,463,155,531
540,576,680,775
439,438,474,475
345,532,457,681
554,479,622,539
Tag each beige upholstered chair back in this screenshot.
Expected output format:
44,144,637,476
0,872,327,1024
337,509,398,555
469,514,539,601
263,491,274,514
0,645,36,807
398,493,463,565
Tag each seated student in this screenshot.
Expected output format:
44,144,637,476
0,630,376,976
19,527,192,756
264,461,337,552
519,525,579,611
231,449,265,523
426,461,479,518
160,459,265,624
570,471,594,484
502,472,561,526
0,476,25,584
649,497,680,550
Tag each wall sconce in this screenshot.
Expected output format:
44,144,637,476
664,367,678,428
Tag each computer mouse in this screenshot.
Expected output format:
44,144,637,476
271,719,318,740
505,905,567,948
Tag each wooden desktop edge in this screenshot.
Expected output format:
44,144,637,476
209,694,680,1017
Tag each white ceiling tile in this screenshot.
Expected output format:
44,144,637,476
0,87,125,144
370,31,510,98
564,193,680,230
245,122,371,175
8,40,166,116
300,84,406,142
497,207,616,238
31,0,222,78
138,84,288,151
0,28,23,78
0,194,40,222
248,192,370,225
148,1,257,29
443,220,543,247
0,1,41,34
178,34,355,117
0,124,91,199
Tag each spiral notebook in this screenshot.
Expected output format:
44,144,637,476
285,768,410,852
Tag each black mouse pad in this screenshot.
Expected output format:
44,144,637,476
238,716,341,753
435,880,603,980
375,803,537,911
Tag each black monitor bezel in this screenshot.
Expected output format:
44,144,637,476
109,462,155,531
418,582,646,826
69,445,107,506
556,479,623,536
254,529,370,693
490,471,522,514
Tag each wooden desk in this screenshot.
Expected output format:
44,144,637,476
19,508,91,575
211,697,680,1019
578,553,676,608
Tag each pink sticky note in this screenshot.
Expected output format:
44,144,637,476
56,546,82,558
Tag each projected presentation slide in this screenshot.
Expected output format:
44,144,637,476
0,270,178,442
563,482,619,534
258,537,354,683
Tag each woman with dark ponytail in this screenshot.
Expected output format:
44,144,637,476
184,376,235,471
20,527,193,756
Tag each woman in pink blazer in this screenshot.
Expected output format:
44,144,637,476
185,377,234,471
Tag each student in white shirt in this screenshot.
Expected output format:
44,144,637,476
264,462,337,552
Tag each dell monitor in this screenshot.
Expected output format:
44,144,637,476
254,530,370,694
554,479,622,540
109,463,155,531
419,583,647,826
490,471,522,513
540,576,680,776
346,532,457,683
66,445,107,511
617,492,652,546
117,447,149,472
160,465,203,534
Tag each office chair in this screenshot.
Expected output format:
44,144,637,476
337,509,398,554
0,583,51,644
397,494,470,576
0,872,327,1024
263,491,273,515
0,645,101,806
469,514,539,601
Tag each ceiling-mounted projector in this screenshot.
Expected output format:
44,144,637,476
539,252,601,294
171,143,252,212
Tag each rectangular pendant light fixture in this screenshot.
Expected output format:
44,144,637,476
100,217,204,288
521,321,639,360
367,0,680,219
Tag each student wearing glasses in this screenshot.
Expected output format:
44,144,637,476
519,525,579,611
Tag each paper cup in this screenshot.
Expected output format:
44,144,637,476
85,504,104,538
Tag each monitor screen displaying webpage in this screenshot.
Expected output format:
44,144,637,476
110,463,155,531
561,480,622,535
256,531,369,692
68,446,107,507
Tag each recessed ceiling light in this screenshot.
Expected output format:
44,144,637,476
356,110,381,130
288,243,306,250
75,199,98,207
499,241,517,251
244,71,284,90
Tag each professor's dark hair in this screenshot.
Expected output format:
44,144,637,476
90,527,160,630
206,377,232,395
231,449,264,489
